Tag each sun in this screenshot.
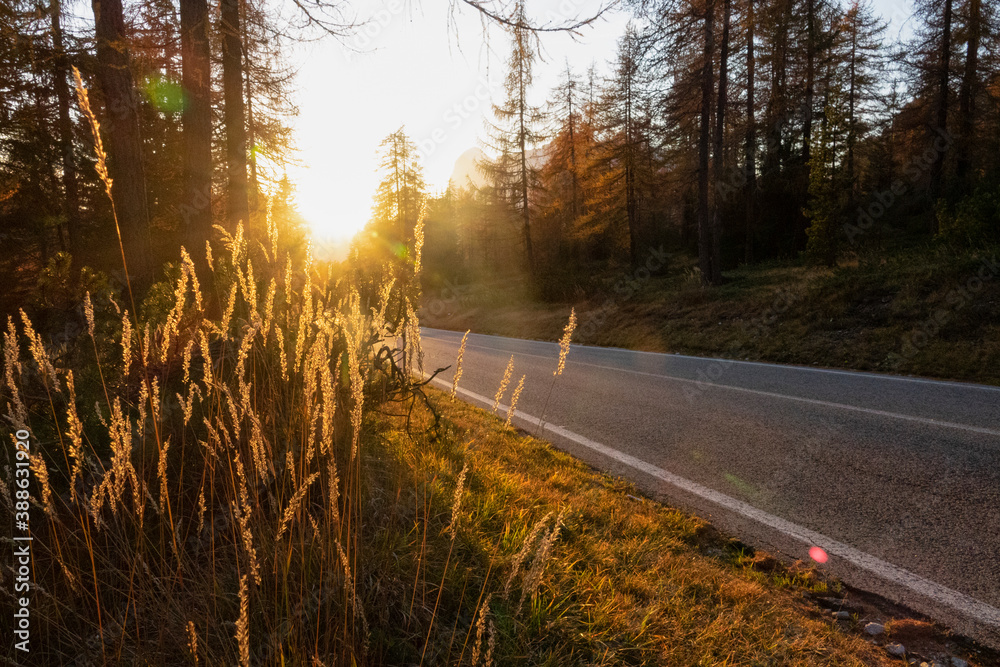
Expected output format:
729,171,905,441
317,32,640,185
293,162,373,243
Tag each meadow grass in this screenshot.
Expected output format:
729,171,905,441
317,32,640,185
345,386,904,665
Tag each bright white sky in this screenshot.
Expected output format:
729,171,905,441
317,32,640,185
286,0,914,244
287,0,629,242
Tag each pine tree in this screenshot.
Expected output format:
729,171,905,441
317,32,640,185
479,3,546,272
365,128,427,268
804,100,847,266
837,0,887,194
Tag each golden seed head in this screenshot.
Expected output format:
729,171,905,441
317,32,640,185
448,461,469,540
121,312,133,374
83,291,95,337
492,355,514,414
555,308,577,376
235,574,250,667
72,66,112,199
505,374,526,429
451,330,470,399
186,621,199,666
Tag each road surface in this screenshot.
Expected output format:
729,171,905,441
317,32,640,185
419,327,1000,647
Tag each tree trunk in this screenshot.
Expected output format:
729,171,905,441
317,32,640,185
763,0,789,176
802,0,816,166
698,0,716,285
50,0,81,258
180,0,213,278
625,71,638,267
91,0,153,286
221,0,249,229
519,128,534,270
930,0,953,212
710,0,730,285
245,49,259,212
517,34,534,271
744,0,756,264
956,0,980,182
846,7,857,193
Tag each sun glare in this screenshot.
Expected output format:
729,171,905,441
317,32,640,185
293,163,373,243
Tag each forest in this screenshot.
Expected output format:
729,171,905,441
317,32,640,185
385,0,1000,291
2,0,998,300
1,0,999,663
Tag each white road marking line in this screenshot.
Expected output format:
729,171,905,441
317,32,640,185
429,375,1000,627
423,337,1000,438
422,327,1000,392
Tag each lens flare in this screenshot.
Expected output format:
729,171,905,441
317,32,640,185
809,546,828,563
144,75,186,113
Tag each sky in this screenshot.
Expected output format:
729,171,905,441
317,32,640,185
285,0,916,246
287,0,630,243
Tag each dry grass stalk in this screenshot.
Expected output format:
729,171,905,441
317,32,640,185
504,375,525,429
405,299,423,376
186,621,199,666
503,512,552,600
156,436,171,513
182,338,195,385
198,329,213,388
235,574,250,667
266,196,278,261
3,317,27,431
413,201,426,277
448,461,469,540
484,614,496,667
181,247,204,312
71,66,111,199
518,508,567,611
326,455,341,528
220,284,238,336
470,593,493,667
276,471,320,541
83,291,95,337
64,371,85,500
262,278,277,340
491,355,514,414
335,539,370,651
451,330,470,399
233,499,261,586
20,310,58,388
555,308,577,376
196,487,206,534
29,453,55,518
90,397,143,522
536,308,579,436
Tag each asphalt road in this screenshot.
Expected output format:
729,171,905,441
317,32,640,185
419,327,1000,647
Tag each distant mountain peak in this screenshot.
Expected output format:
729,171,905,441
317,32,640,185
449,147,487,191
448,145,551,192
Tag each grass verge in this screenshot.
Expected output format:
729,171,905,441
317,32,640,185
367,385,913,665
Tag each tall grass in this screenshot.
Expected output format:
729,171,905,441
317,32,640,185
0,74,441,664
1,206,413,661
